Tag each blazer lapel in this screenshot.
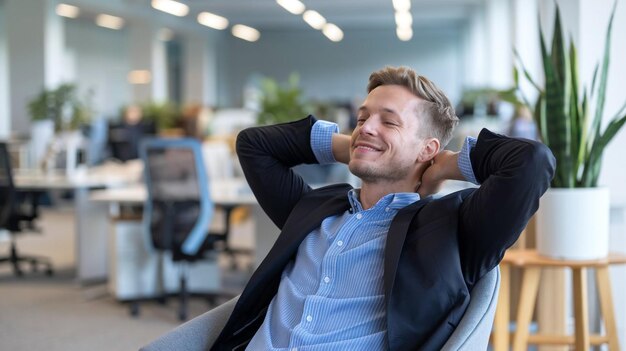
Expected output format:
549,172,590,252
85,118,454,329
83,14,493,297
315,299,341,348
384,198,431,298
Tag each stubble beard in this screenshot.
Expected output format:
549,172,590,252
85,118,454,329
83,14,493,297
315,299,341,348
349,160,413,184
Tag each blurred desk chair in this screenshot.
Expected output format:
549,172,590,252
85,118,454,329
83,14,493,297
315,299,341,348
133,138,232,321
0,142,53,277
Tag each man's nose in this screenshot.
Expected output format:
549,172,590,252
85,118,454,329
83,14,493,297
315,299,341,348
359,117,378,135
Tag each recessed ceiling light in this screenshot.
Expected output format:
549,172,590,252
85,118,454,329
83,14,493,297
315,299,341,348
95,14,125,30
56,4,80,18
128,70,152,85
197,12,229,30
231,24,261,42
392,0,411,12
395,11,413,28
151,0,189,17
303,10,326,30
396,26,413,41
276,0,306,15
322,23,344,42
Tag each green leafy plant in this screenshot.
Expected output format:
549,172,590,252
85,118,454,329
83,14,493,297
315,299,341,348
140,101,180,130
514,2,626,188
257,73,310,125
27,83,93,132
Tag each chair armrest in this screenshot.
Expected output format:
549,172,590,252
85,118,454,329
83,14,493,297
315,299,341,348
139,296,239,351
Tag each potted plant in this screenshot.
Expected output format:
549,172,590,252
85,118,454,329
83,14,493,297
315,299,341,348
257,73,310,125
28,83,92,133
27,84,93,172
514,2,626,259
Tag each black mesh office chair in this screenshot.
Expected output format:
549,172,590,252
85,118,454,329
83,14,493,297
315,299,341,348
0,142,53,277
131,138,232,321
108,120,156,162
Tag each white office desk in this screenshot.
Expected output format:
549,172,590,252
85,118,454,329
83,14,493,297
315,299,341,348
14,163,142,282
90,179,278,267
89,178,279,299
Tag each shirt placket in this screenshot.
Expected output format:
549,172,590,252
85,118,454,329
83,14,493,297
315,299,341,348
288,212,364,349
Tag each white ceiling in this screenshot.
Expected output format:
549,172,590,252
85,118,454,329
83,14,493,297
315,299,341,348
66,0,484,33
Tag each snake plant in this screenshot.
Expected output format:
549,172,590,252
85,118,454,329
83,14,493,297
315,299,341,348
514,1,626,188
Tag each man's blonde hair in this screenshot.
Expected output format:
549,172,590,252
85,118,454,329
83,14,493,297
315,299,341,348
367,66,459,147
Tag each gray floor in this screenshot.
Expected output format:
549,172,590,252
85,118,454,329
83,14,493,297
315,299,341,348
0,206,253,351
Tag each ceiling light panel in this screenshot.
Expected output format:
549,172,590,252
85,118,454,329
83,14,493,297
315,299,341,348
151,0,189,17
197,12,229,30
396,26,413,41
276,0,306,15
392,0,411,12
56,4,80,18
95,14,125,30
302,10,326,30
128,70,152,85
322,23,343,42
231,24,261,42
395,11,413,28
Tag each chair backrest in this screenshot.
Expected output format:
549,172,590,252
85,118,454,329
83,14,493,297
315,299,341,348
140,267,501,351
441,266,501,350
0,143,16,228
139,138,213,260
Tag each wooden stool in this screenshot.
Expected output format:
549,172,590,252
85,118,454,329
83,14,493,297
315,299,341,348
492,249,626,351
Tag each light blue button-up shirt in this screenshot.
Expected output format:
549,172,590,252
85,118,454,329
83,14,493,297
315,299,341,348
247,121,477,351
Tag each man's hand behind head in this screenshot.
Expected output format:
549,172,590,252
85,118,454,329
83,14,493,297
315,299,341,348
417,150,461,198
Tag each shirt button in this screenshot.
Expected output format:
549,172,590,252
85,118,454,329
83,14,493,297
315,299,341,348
291,348,298,351
385,207,391,212
324,276,330,283
306,315,313,322
356,213,363,219
337,240,344,246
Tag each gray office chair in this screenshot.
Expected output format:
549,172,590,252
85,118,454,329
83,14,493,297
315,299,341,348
0,142,54,277
130,138,228,321
139,266,501,351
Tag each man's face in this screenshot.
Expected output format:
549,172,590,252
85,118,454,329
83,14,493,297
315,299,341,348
349,84,427,183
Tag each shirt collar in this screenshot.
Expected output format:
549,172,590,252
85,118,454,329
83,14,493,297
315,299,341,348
347,189,420,213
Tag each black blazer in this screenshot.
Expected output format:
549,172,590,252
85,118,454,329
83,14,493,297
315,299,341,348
212,116,555,351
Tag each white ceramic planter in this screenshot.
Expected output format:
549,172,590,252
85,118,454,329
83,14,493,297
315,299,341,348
29,119,54,168
536,187,610,260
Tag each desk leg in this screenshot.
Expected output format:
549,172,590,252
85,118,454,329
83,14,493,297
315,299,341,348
572,267,590,351
75,188,109,283
513,266,541,351
493,264,511,351
596,266,620,351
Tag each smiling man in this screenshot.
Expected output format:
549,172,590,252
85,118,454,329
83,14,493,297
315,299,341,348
212,66,555,351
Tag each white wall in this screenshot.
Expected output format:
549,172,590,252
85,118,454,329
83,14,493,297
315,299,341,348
0,0,9,138
65,20,131,119
217,27,463,109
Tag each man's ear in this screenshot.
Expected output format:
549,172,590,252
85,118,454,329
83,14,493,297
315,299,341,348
417,138,440,162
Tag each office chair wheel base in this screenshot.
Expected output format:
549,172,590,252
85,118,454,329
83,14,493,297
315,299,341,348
156,296,167,305
178,310,187,321
45,268,54,276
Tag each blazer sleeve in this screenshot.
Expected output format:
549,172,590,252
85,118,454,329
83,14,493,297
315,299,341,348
236,115,320,229
458,129,555,286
